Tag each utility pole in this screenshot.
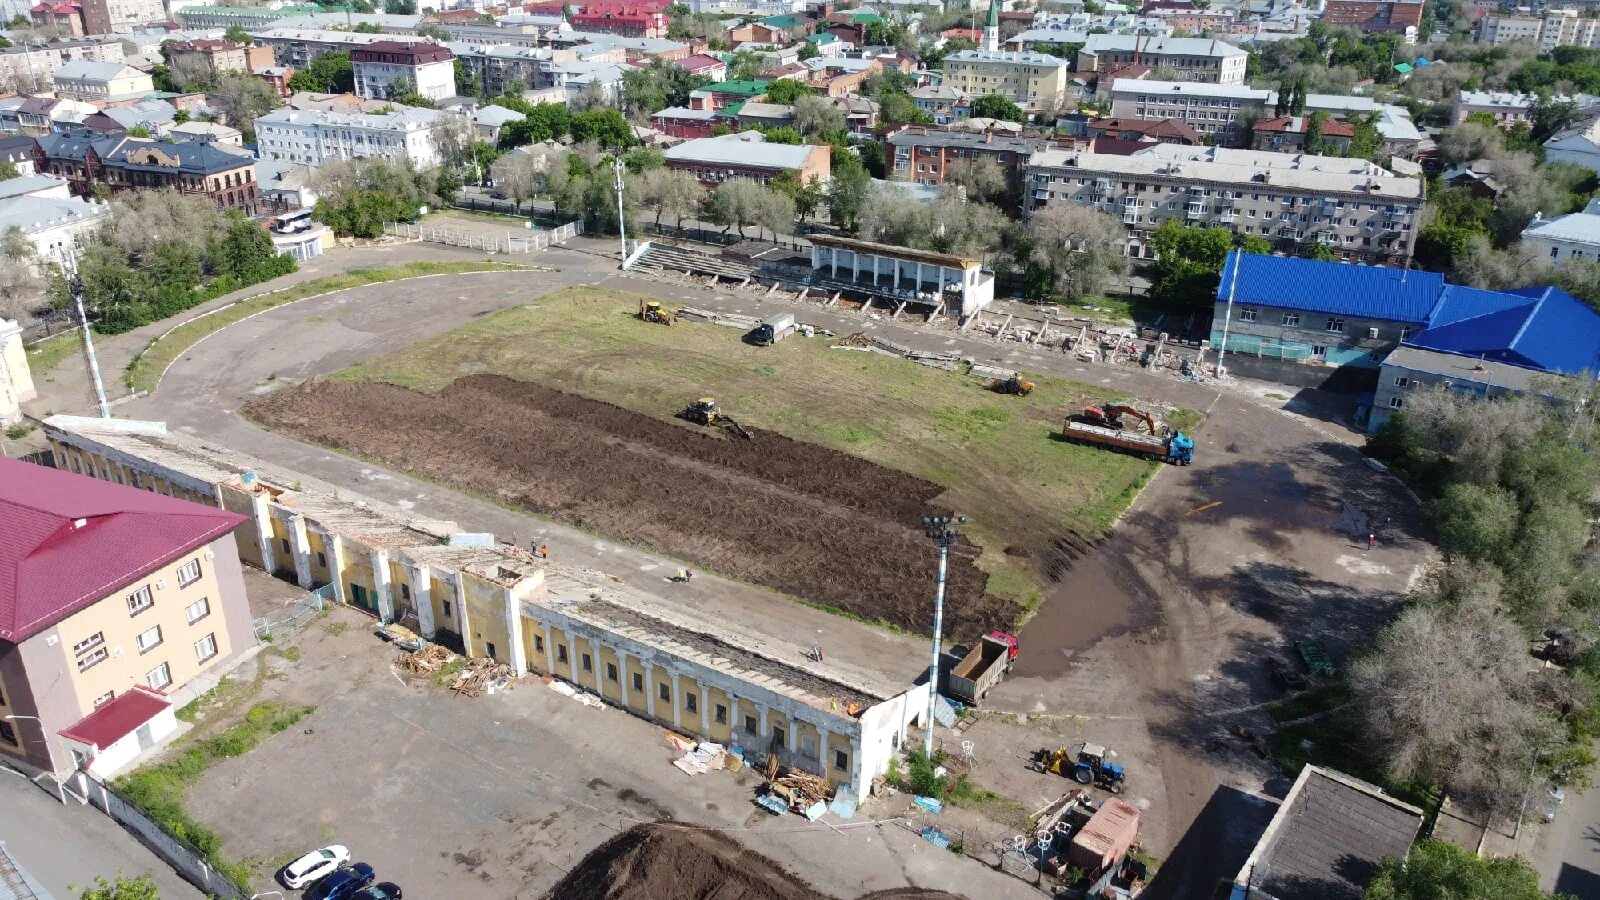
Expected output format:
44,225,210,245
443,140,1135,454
1215,248,1242,378
921,513,964,758
613,151,629,268
60,246,109,418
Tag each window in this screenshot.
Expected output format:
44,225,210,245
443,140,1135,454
317,551,327,568
195,633,218,663
176,559,202,587
557,644,568,664
441,599,453,618
715,703,727,725
146,662,172,690
1393,375,1410,387
93,690,114,708
1389,396,1404,409
633,672,644,692
77,646,108,672
72,631,105,656
1312,345,1326,357
745,715,758,735
1366,327,1380,340
658,682,671,702
1324,318,1345,333
137,625,163,654
126,585,153,616
834,748,849,771
1238,307,1257,323
184,597,210,624
1282,313,1300,327
1400,327,1413,341
534,635,544,652
685,692,698,713
606,662,618,682
281,538,290,554
0,722,15,746
771,725,786,748
485,641,497,660
400,583,410,601
1552,245,1560,259
581,652,592,673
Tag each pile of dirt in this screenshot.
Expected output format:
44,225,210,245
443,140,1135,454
246,376,1018,638
542,824,970,900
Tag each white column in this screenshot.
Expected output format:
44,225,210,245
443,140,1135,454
326,533,348,605
543,623,555,673
819,724,833,777
852,249,860,283
759,706,769,747
289,514,313,589
619,654,631,707
504,587,527,673
914,261,924,293
699,683,710,736
372,549,394,622
592,640,604,692
412,565,436,637
252,495,277,575
453,575,471,654
644,662,656,719
891,256,899,291
786,717,797,753
670,672,682,728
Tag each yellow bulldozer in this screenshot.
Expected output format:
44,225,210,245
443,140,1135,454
680,397,753,440
988,373,1036,397
639,299,674,326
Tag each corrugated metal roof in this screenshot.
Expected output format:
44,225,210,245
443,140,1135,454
1216,252,1445,322
1410,285,1600,374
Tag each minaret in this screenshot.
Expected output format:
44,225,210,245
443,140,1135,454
983,0,1001,52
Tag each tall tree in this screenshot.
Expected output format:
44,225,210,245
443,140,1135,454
1364,839,1570,900
1026,204,1128,301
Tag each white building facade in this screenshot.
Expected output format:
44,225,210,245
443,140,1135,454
254,107,445,168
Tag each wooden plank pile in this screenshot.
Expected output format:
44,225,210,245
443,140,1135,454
401,643,455,675
450,657,515,698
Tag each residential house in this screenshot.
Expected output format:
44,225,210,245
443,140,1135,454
1522,198,1600,265
910,84,971,125
735,101,795,129
673,52,728,81
1251,115,1356,154
889,125,1041,186
164,39,275,77
7,98,99,136
30,1,85,36
0,456,253,775
469,104,524,144
1544,113,1600,175
51,60,154,103
255,65,296,98
664,131,831,185
1086,117,1202,146
650,106,719,139
0,136,40,175
688,80,770,111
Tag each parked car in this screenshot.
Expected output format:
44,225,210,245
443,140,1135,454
352,883,402,900
280,845,350,890
307,863,375,900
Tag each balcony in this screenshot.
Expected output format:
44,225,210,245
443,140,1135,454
1216,211,1237,224
1186,204,1206,219
1123,210,1139,224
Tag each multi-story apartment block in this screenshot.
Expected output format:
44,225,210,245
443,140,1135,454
888,125,1042,185
173,3,326,30
78,0,166,34
663,132,831,186
1108,79,1273,140
449,42,554,96
1476,8,1600,50
254,107,445,168
571,1,670,38
252,28,432,70
37,133,260,211
0,456,254,775
1321,0,1424,39
31,1,86,37
1077,35,1248,85
1024,144,1424,263
165,39,275,77
940,49,1070,112
0,37,124,93
351,40,456,101
51,60,153,103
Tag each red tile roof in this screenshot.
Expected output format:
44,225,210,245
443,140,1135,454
1255,114,1357,137
59,685,170,749
676,53,724,73
0,458,245,642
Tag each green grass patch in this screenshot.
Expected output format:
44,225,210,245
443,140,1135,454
338,287,1181,615
1268,708,1441,820
115,702,315,890
25,331,78,378
124,261,529,395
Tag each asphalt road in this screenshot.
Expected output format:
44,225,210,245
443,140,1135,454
0,771,201,898
1537,743,1600,897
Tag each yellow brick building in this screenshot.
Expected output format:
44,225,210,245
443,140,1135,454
940,49,1070,112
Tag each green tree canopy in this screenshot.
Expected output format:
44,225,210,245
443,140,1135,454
287,52,353,94
570,108,634,148
76,872,160,900
764,78,808,105
969,93,1023,122
1365,839,1573,900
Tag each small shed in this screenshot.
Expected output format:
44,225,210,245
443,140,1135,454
1068,797,1141,874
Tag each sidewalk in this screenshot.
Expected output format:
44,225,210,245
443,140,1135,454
23,242,494,419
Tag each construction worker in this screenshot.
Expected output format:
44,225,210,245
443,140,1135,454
538,543,549,559
1367,533,1376,552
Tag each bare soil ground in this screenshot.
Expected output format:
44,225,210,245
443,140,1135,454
245,375,1017,638
545,823,972,900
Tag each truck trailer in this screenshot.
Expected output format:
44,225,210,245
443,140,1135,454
945,631,1019,705
752,313,796,345
1062,419,1194,465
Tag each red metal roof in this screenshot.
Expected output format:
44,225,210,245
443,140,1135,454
0,457,246,642
59,685,170,749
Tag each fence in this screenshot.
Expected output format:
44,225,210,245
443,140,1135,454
384,219,583,253
79,774,250,900
253,583,334,640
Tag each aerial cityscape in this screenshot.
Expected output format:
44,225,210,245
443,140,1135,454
1,0,1599,897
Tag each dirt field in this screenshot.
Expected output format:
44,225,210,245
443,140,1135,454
546,824,973,900
246,375,1015,637
327,286,1167,614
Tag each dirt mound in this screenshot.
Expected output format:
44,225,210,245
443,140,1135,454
856,892,971,900
245,376,1018,638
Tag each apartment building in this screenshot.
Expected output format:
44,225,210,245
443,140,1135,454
1476,8,1600,50
664,132,831,185
42,416,932,795
0,38,124,93
78,0,164,33
173,4,326,30
571,1,670,38
0,456,253,775
941,50,1070,113
448,43,551,97
1024,143,1424,263
352,41,456,101
164,39,275,77
1077,35,1248,85
253,28,432,70
31,2,85,36
1108,79,1273,140
888,126,1041,186
37,134,260,211
50,60,152,103
254,107,445,168
1321,0,1424,38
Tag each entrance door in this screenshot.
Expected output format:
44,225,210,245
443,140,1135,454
350,583,372,611
135,724,154,752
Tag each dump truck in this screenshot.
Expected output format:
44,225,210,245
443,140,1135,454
752,312,796,345
945,631,1019,705
1062,418,1194,465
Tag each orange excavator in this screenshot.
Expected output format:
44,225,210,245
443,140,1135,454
1072,403,1157,434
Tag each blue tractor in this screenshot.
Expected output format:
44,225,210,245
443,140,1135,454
1033,741,1126,793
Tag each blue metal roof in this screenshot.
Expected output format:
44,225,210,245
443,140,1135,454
1216,252,1446,323
1409,285,1600,375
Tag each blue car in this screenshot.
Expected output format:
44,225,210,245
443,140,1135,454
352,884,402,900
307,863,375,900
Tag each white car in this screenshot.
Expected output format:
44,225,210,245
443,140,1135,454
282,845,350,890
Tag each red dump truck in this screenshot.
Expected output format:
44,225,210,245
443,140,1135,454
945,631,1019,705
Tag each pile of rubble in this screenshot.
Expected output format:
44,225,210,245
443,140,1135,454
450,657,516,698
401,643,454,674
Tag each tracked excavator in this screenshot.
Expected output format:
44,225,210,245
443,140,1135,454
1071,403,1157,434
680,397,753,440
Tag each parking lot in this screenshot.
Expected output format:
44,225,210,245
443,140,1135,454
181,603,1044,899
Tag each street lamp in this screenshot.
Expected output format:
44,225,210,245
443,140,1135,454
920,513,965,758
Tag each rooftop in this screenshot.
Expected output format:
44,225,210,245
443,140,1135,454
1215,251,1445,322
699,79,769,95
888,126,1039,153
1236,766,1423,900
1028,143,1423,200
1382,345,1546,393
946,48,1070,66
59,686,171,750
1255,115,1357,138
664,132,820,170
1522,199,1600,246
1412,284,1600,374
1110,77,1271,100
1082,34,1247,58
53,60,141,81
0,194,109,236
0,456,246,643
0,174,69,201
256,106,445,130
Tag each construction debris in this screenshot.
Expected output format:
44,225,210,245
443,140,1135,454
674,741,728,776
449,656,515,698
401,643,455,674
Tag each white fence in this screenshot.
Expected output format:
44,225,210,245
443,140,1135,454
385,220,583,253
79,774,250,899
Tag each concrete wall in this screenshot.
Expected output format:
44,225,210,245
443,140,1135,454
0,319,34,425
1211,301,1417,372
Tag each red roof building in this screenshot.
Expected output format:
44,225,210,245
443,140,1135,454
1086,117,1203,145
571,2,668,37
675,53,728,80
59,685,170,749
1322,0,1424,34
1252,114,1358,154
